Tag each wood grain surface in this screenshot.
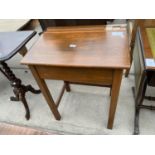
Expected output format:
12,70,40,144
21,26,130,69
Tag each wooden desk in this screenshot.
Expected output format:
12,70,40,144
133,27,155,134
21,26,130,129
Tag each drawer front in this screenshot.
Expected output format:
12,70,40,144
36,66,113,85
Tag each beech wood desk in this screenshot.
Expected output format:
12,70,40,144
21,26,130,129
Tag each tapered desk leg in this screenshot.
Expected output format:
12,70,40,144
29,66,61,120
107,69,123,129
64,81,71,92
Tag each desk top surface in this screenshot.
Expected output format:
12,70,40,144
21,26,130,69
0,31,36,62
140,27,155,70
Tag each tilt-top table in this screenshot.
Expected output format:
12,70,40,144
21,26,130,129
0,31,41,120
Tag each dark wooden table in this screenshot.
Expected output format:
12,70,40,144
0,31,40,120
133,27,155,134
21,26,130,129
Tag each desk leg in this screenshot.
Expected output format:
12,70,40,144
107,69,123,129
29,66,61,120
64,81,71,92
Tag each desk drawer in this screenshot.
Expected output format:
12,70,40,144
36,66,113,85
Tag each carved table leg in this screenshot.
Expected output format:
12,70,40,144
19,90,30,120
25,85,41,94
10,88,20,101
0,62,41,120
